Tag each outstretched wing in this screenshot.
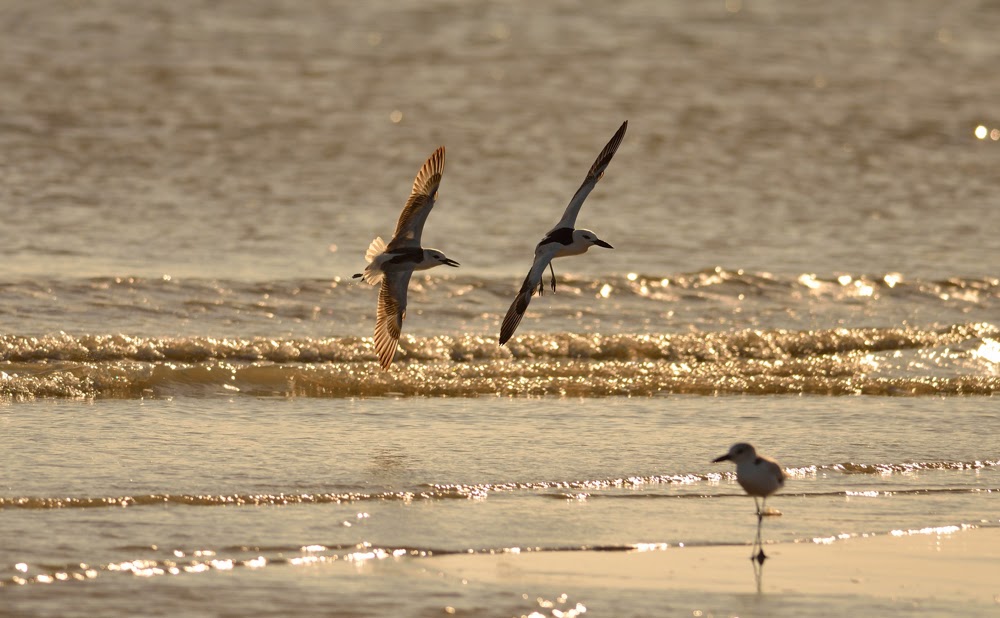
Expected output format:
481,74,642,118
386,146,446,252
499,251,554,346
547,120,627,234
374,270,413,370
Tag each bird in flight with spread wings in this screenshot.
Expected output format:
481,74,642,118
499,121,627,346
353,147,459,370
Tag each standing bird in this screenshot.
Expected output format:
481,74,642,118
713,442,787,563
353,146,460,370
498,121,627,346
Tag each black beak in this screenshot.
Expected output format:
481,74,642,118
712,454,731,463
594,239,613,249
443,258,460,267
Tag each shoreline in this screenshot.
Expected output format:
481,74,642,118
424,526,1000,608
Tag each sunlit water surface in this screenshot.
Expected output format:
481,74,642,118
2,0,1000,616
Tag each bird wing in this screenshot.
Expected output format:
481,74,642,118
757,456,787,488
769,458,789,485
386,146,446,252
499,248,558,345
374,269,413,370
547,120,627,234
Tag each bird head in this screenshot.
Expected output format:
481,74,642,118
712,442,757,464
423,249,460,268
574,229,613,249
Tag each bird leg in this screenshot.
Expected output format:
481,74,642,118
548,263,557,293
752,497,767,563
752,555,765,594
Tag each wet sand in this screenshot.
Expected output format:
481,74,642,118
425,526,1000,610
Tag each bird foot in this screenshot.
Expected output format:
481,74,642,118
752,550,767,565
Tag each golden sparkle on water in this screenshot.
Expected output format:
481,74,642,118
973,124,999,140
971,338,1000,364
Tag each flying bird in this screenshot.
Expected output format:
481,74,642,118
499,121,627,346
353,146,459,370
713,442,788,563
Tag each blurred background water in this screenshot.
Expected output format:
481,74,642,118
1,0,998,283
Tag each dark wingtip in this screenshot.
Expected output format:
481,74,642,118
587,120,629,180
499,310,521,347
352,273,363,279
611,120,628,143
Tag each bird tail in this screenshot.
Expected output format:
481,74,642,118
357,237,387,285
365,236,386,263
499,275,535,346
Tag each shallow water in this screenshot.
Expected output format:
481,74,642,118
2,0,999,616
2,397,999,616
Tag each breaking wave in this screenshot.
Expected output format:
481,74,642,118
0,322,997,399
